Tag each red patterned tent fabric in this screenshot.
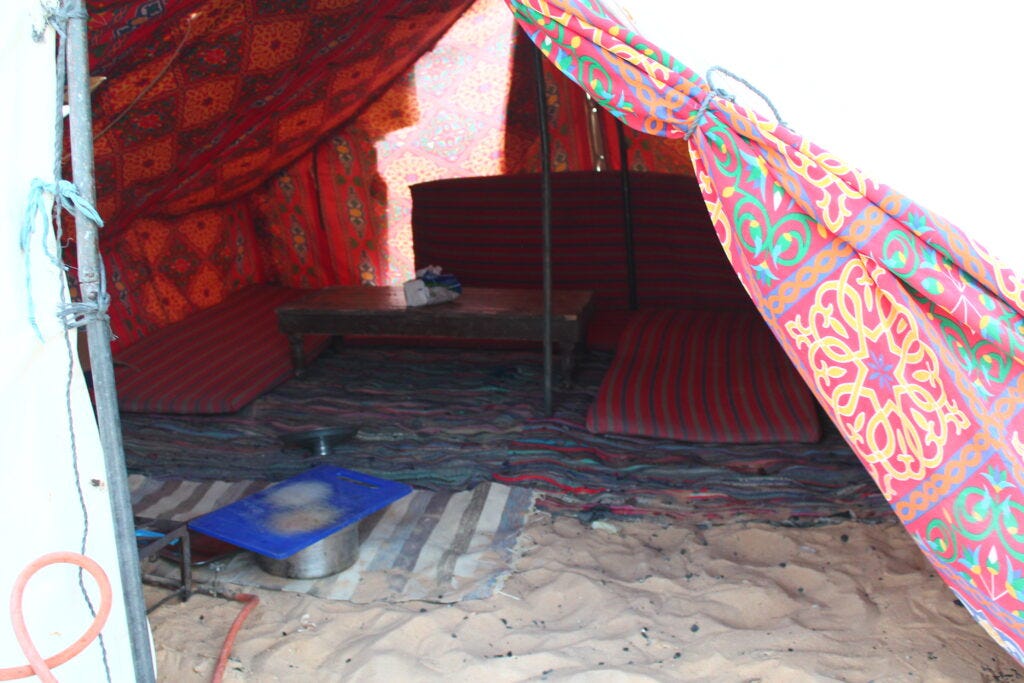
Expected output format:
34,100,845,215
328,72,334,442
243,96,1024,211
505,0,1024,663
83,0,475,349
86,0,475,233
84,0,695,351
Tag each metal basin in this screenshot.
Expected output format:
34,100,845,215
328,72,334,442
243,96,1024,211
256,522,359,579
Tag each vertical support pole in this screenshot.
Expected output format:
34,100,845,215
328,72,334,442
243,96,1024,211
616,119,637,310
532,46,553,417
66,7,157,683
310,144,333,283
584,94,608,172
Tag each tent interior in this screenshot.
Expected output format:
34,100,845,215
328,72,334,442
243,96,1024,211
87,0,696,352
60,0,1024,674
84,0,839,498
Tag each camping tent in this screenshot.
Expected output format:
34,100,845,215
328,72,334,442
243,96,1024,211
6,0,1024,676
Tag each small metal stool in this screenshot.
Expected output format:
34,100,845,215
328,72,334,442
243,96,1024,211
135,517,192,602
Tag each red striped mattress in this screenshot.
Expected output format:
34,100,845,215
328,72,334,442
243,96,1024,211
586,309,822,443
114,285,328,414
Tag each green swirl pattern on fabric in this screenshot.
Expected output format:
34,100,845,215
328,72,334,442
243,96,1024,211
506,0,1024,663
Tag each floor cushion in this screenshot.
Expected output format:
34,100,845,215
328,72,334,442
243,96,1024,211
586,309,822,443
114,285,328,414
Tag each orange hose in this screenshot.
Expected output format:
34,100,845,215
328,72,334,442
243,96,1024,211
0,552,112,682
211,593,259,683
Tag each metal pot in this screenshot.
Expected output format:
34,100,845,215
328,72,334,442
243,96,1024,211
256,522,360,579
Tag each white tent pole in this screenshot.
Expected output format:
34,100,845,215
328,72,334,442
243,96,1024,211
65,4,156,681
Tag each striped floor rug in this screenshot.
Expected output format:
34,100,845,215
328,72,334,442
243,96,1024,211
131,475,536,603
122,346,892,526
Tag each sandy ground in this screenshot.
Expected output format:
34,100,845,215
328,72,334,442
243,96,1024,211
145,512,1023,682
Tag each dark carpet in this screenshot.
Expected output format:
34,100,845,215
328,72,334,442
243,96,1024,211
121,344,893,526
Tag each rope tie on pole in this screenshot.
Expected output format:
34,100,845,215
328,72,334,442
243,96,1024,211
59,280,111,331
684,66,786,140
21,179,105,338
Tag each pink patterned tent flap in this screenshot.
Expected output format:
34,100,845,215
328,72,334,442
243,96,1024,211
505,0,1024,662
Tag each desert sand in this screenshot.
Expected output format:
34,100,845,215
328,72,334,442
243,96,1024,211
144,510,1023,682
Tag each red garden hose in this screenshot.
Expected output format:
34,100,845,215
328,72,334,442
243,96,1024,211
211,592,259,683
0,552,112,682
2,552,258,682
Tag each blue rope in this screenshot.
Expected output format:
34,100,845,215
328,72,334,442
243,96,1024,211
21,179,104,338
684,65,786,140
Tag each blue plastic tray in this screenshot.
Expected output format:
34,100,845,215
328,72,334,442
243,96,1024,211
188,465,412,559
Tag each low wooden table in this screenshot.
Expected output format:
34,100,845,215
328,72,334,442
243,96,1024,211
276,286,594,382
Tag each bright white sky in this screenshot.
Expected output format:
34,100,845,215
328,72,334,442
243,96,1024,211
613,1,1024,274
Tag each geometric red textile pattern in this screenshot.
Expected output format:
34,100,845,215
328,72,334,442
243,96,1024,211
102,201,263,351
86,0,476,235
602,115,694,175
249,0,696,287
364,0,528,281
504,32,694,177
504,31,593,174
247,126,391,290
315,130,390,287
93,0,700,346
250,152,337,290
507,0,1024,664
250,0,544,289
86,0,475,347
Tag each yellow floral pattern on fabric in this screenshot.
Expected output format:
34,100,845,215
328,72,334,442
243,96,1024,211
786,259,970,497
508,0,1024,662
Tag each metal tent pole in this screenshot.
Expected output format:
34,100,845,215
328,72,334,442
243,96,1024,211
532,46,553,417
616,119,637,310
66,7,157,682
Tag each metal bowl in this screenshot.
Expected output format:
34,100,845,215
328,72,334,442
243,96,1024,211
280,426,358,458
256,522,360,579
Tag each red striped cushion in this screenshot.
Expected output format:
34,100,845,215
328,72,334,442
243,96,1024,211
586,309,822,443
114,285,328,414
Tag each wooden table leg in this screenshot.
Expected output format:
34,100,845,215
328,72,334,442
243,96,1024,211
288,333,307,376
559,341,581,388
